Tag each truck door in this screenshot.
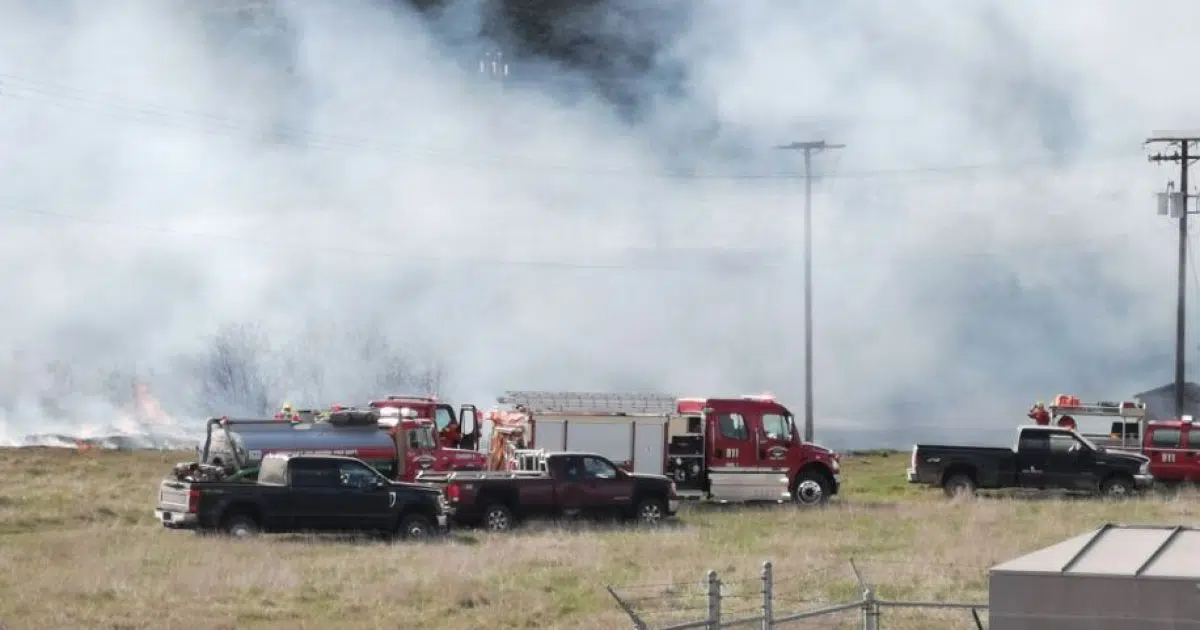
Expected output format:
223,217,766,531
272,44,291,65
1147,425,1187,482
707,404,754,469
1015,431,1050,488
706,401,782,501
1185,425,1200,483
552,455,588,517
756,409,793,467
1047,433,1097,491
333,460,393,531
458,405,479,450
577,454,635,519
287,458,346,531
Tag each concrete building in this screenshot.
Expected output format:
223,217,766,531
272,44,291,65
989,524,1200,629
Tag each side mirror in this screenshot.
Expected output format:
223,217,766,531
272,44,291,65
373,478,387,489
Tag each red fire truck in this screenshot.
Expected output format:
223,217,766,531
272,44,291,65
1031,394,1200,483
483,391,841,506
367,394,482,450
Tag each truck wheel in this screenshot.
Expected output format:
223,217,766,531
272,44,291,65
1101,475,1133,499
397,514,435,540
792,471,830,507
633,498,667,526
482,504,514,533
942,474,977,499
224,514,260,538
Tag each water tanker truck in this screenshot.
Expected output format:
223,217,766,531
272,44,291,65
186,405,486,483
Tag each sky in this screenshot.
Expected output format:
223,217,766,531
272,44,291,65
0,0,1196,449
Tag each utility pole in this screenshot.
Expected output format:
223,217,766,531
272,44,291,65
775,140,845,442
1146,132,1200,419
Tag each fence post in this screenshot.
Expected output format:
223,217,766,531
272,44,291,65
707,569,722,629
861,587,878,630
761,561,773,630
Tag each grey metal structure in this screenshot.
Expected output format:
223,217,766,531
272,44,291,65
990,524,1200,629
497,391,679,415
1135,381,1200,421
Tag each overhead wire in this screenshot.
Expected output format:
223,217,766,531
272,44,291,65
0,70,1149,182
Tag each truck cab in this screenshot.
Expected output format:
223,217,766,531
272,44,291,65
1142,418,1200,483
368,395,481,450
669,394,841,505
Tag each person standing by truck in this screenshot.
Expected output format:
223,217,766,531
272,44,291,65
1028,402,1051,425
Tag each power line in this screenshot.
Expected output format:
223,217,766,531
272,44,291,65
0,71,1148,181
0,201,1149,272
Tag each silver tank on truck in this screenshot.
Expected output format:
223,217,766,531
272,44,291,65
199,409,401,471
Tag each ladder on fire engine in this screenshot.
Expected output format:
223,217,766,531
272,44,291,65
1048,401,1147,418
498,391,678,415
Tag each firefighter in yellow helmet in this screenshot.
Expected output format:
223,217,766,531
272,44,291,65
274,401,296,421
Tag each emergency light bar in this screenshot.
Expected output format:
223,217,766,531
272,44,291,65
384,394,438,402
499,390,679,415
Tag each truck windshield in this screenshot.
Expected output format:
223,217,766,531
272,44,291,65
783,413,798,441
409,426,438,450
1075,432,1100,451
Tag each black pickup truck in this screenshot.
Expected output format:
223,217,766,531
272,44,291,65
155,453,447,538
907,425,1153,498
418,451,679,532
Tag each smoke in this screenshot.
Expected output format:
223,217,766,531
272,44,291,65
0,0,1193,448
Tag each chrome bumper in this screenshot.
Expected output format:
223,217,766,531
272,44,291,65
436,513,448,529
667,499,680,515
1134,474,1155,489
155,509,199,529
906,469,918,483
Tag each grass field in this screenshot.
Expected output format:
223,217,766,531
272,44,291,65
1,448,1197,629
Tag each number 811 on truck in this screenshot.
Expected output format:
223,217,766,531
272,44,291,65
484,391,842,506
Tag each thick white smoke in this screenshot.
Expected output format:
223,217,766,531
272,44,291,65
0,0,1195,448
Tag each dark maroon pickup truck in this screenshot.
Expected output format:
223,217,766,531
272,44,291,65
416,450,679,531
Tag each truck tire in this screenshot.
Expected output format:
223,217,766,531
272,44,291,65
1100,475,1133,499
633,497,667,526
397,513,436,540
482,503,514,533
792,470,831,507
942,474,977,499
223,513,260,537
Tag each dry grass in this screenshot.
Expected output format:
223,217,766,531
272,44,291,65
1,448,1197,630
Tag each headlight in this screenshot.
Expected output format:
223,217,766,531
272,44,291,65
1139,461,1150,475
831,459,840,473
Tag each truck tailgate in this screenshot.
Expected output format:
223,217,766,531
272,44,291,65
157,480,192,512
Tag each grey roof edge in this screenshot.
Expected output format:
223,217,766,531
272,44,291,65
1134,525,1187,576
988,569,1200,583
1060,523,1114,573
